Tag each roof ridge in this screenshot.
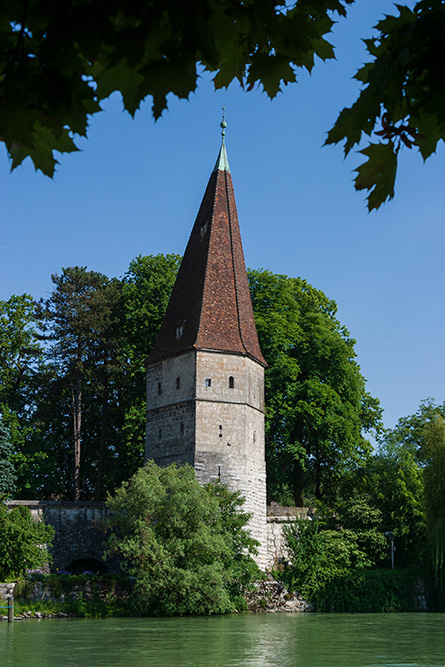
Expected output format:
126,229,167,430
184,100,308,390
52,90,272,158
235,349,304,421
225,168,249,358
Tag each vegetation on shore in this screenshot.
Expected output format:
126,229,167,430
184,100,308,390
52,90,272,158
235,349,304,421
1,256,445,613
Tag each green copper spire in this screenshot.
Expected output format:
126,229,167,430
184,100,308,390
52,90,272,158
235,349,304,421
214,107,231,173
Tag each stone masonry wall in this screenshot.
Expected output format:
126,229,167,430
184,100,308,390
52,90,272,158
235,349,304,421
146,350,268,569
5,500,304,574
6,501,109,572
195,352,267,569
266,507,310,570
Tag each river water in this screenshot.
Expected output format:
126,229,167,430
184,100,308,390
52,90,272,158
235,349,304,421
1,613,444,667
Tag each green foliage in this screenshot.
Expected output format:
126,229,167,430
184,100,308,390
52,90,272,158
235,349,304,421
422,416,445,604
15,573,134,617
105,461,260,616
281,497,387,600
2,259,381,506
327,1,445,210
0,504,54,579
0,0,352,174
0,416,16,496
248,268,381,505
310,568,418,613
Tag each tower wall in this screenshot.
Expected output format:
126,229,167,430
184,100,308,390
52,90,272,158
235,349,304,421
145,350,268,569
145,352,196,466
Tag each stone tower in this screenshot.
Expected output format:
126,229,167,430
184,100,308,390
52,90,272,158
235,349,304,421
145,119,268,567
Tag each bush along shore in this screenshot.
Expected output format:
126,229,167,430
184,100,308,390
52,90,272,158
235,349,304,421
1,572,316,619
1,573,135,619
1,570,433,618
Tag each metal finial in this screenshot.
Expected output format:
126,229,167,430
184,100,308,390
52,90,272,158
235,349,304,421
220,107,227,139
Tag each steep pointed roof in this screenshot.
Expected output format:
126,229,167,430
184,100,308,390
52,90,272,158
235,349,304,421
147,129,266,367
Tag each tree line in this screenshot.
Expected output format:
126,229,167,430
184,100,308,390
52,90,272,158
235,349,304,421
2,253,445,607
1,253,380,504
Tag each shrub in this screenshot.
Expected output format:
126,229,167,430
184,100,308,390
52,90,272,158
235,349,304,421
0,504,54,579
105,461,260,616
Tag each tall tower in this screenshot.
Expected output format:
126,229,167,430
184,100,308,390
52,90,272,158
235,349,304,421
145,117,268,567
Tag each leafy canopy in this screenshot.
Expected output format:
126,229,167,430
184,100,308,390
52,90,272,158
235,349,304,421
326,1,445,210
0,416,16,497
281,495,387,599
1,0,351,175
0,504,54,579
248,268,381,506
105,461,260,615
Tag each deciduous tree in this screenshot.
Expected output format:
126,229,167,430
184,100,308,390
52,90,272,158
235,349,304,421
248,268,381,506
0,0,352,175
0,417,16,497
105,461,259,615
327,1,445,210
0,504,54,579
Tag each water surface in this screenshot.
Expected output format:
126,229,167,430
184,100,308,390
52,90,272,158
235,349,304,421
1,613,444,667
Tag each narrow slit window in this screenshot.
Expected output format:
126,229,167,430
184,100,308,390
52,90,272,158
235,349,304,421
180,423,184,435
205,378,211,388
229,376,235,389
157,382,162,396
219,425,223,438
158,429,162,440
176,377,180,390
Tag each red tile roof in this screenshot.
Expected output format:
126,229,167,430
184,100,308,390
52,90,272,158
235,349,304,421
147,147,266,367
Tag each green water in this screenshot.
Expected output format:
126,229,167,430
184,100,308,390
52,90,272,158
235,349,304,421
1,613,444,667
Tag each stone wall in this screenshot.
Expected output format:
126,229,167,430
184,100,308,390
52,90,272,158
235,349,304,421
266,506,311,570
0,582,15,601
5,499,306,574
6,501,109,572
146,349,269,569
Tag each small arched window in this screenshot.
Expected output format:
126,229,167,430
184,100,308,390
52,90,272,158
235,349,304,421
229,376,235,389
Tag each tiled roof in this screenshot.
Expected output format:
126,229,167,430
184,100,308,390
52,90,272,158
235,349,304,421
147,142,266,367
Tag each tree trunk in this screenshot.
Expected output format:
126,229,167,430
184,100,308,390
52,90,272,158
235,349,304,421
72,371,82,501
292,463,305,507
95,373,109,501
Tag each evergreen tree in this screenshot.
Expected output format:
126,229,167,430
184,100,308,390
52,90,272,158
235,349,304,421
37,267,118,500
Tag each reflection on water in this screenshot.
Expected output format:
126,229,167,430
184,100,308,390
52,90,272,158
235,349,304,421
1,613,445,667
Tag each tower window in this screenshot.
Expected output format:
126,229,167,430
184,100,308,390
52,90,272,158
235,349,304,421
229,376,235,389
157,382,162,395
176,377,180,390
180,423,184,435
158,429,162,439
205,378,211,387
219,425,222,438
176,324,184,339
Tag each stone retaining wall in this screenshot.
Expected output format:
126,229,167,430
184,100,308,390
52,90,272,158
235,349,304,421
6,500,308,572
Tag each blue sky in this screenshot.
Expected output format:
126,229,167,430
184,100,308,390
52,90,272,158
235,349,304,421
1,1,444,434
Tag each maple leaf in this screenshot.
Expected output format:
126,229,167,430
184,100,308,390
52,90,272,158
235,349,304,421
354,143,398,212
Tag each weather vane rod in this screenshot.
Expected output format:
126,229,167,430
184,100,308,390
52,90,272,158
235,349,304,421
220,107,227,140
